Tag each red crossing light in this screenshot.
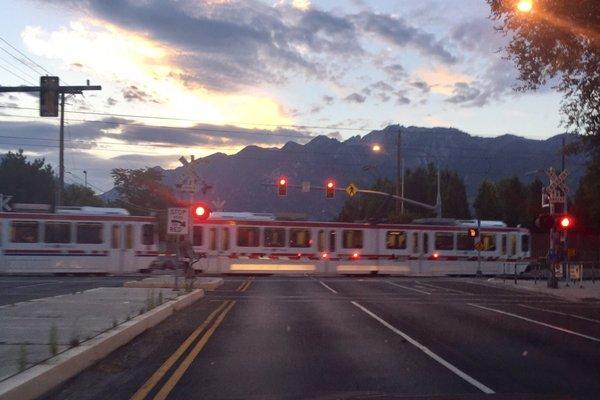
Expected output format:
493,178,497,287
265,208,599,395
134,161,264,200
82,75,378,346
278,177,288,196
557,214,574,230
192,203,211,221
325,179,336,198
467,228,478,238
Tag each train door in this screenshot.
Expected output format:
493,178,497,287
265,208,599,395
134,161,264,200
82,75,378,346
219,227,230,273
123,224,135,272
110,223,124,273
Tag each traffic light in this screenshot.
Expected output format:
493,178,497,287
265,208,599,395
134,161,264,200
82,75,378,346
192,203,211,222
325,179,335,198
40,76,59,117
556,214,574,231
467,228,478,238
277,177,288,196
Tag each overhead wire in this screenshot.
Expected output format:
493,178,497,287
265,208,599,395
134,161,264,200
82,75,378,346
0,35,52,76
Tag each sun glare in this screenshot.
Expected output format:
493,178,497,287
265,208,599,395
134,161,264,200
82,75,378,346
517,0,533,13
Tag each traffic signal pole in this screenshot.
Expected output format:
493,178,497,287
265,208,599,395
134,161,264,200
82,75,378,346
0,78,101,206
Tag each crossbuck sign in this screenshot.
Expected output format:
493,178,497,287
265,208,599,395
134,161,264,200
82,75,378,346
545,167,568,204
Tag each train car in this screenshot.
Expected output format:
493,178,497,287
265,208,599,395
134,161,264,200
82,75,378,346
0,206,159,274
191,213,531,276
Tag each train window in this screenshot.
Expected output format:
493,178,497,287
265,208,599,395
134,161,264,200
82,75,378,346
125,225,133,249
423,233,429,253
434,233,454,250
289,229,311,248
329,230,336,252
386,231,406,249
264,228,285,247
412,232,419,253
521,235,530,252
221,228,230,251
237,227,260,247
193,226,203,246
45,222,70,244
76,223,103,244
11,221,38,243
481,233,497,251
111,225,120,249
209,228,217,250
501,234,507,255
142,224,155,245
342,230,363,248
456,233,474,251
318,230,326,252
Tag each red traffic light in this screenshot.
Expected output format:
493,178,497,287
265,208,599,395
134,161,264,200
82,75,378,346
192,203,211,221
557,214,574,230
325,179,335,198
467,228,478,238
278,177,288,196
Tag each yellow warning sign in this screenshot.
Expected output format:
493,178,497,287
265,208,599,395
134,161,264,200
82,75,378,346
345,183,359,197
474,241,484,252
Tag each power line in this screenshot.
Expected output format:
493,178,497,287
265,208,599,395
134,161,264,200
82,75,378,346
0,36,51,76
0,64,35,85
0,104,365,132
0,54,37,83
0,45,45,77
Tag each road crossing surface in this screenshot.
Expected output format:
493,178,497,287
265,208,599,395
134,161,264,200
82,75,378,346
37,276,600,399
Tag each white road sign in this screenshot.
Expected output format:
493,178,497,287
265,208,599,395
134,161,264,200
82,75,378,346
0,194,12,211
167,208,189,235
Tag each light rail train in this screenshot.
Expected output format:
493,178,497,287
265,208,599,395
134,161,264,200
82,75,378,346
0,208,531,275
192,212,531,275
0,207,159,274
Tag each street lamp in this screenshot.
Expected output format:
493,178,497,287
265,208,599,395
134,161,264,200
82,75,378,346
516,0,533,13
371,144,381,153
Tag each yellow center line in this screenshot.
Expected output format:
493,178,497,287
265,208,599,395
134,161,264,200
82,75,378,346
235,277,251,292
152,300,237,400
129,301,231,400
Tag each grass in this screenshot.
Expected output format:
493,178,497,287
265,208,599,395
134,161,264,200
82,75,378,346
49,323,58,356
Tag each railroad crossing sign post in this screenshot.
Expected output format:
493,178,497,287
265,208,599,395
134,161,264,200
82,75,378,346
0,77,101,206
544,167,569,287
167,208,189,235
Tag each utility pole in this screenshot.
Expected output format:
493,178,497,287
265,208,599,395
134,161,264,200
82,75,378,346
396,127,402,217
83,170,88,188
0,77,101,206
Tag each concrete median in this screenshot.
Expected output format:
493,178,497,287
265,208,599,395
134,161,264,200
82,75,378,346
123,275,223,290
0,288,204,400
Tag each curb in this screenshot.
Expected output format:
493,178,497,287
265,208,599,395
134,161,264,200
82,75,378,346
124,277,223,290
0,289,204,400
481,278,598,302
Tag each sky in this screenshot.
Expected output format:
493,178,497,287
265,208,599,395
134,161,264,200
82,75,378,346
0,0,564,192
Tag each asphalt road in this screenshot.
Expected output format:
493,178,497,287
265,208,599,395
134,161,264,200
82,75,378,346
35,275,600,400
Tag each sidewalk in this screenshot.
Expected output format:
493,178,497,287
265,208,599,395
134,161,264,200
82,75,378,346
0,287,190,382
487,277,600,302
124,275,223,290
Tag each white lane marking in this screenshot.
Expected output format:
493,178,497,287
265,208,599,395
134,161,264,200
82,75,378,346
416,281,473,295
386,281,431,295
318,280,338,294
468,303,600,343
12,282,62,289
519,304,600,324
351,301,494,394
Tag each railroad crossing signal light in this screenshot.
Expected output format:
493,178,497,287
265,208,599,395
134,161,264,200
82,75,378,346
192,203,211,222
325,179,335,198
535,213,555,232
557,214,574,231
278,177,288,196
40,76,59,117
467,228,478,238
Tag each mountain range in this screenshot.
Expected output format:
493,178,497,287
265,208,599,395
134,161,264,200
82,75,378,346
103,125,586,220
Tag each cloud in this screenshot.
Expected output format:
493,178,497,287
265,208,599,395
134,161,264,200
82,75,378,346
445,82,484,106
354,12,457,64
323,95,334,105
121,85,161,103
411,80,430,93
383,64,407,82
395,92,411,105
344,93,366,103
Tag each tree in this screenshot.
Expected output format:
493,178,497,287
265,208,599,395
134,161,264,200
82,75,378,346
573,162,600,233
337,165,470,222
497,176,528,227
63,184,104,207
0,150,55,204
524,178,544,228
487,0,600,154
473,180,503,220
110,167,178,215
